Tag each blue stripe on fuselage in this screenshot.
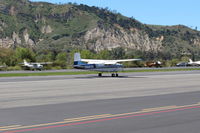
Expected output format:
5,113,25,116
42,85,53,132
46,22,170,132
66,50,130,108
73,61,123,70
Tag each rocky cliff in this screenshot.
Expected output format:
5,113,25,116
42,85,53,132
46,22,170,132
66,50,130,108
1,0,200,59
83,26,163,52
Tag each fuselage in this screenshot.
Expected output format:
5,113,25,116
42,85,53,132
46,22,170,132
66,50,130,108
189,61,200,66
74,61,123,72
193,61,200,65
24,63,43,70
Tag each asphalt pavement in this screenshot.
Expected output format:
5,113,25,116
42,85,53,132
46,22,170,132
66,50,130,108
0,71,200,133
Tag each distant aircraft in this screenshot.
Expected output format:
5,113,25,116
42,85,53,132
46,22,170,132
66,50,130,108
145,61,162,68
0,65,6,69
188,59,200,66
176,62,189,67
20,60,52,70
73,53,141,77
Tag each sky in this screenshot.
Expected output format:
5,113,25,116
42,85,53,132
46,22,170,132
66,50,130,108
30,0,200,30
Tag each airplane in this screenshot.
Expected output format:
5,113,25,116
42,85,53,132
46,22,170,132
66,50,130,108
73,53,141,77
145,61,162,68
20,60,52,70
0,65,7,69
188,59,200,66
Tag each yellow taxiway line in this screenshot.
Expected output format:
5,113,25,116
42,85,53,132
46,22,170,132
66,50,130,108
0,125,21,129
0,114,112,131
1,102,200,132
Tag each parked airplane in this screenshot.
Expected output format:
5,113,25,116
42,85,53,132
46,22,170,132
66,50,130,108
73,53,141,77
145,61,162,68
20,60,52,70
0,65,6,69
188,59,200,66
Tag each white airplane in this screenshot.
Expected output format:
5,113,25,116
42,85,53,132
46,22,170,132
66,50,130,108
73,53,141,77
20,60,52,70
0,65,6,69
188,59,200,66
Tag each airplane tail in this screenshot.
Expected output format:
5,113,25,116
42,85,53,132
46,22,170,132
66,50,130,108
74,53,83,67
73,53,87,69
74,53,81,62
189,59,193,63
23,59,29,65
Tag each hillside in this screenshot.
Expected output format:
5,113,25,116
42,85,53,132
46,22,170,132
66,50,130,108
1,0,200,60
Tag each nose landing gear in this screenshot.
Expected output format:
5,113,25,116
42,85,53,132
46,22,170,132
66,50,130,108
111,73,119,77
98,73,102,77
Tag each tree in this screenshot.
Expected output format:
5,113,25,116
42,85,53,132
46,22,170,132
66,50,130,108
55,52,67,68
36,52,54,62
110,47,125,59
80,50,94,59
15,47,35,62
97,50,110,59
0,48,16,66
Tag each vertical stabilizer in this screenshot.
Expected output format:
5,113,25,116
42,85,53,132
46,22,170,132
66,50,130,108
189,59,193,63
23,59,29,65
74,53,84,68
74,53,81,61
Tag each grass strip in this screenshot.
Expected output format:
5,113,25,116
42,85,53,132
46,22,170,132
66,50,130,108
123,68,200,73
0,68,200,77
0,71,97,77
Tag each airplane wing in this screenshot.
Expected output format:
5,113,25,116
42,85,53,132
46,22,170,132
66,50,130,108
31,62,53,65
104,59,142,64
112,59,142,62
39,62,53,65
81,59,141,65
81,59,105,64
0,65,6,68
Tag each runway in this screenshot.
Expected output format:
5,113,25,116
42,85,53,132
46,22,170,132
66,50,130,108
0,71,200,133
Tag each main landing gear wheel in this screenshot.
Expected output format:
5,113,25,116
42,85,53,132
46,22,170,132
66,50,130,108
111,73,119,77
98,73,102,77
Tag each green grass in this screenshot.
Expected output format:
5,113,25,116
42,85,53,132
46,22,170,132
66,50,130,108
0,71,97,77
0,67,200,77
123,68,200,73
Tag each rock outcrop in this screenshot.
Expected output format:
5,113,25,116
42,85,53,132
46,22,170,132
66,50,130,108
0,0,200,59
41,25,53,34
83,26,163,52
